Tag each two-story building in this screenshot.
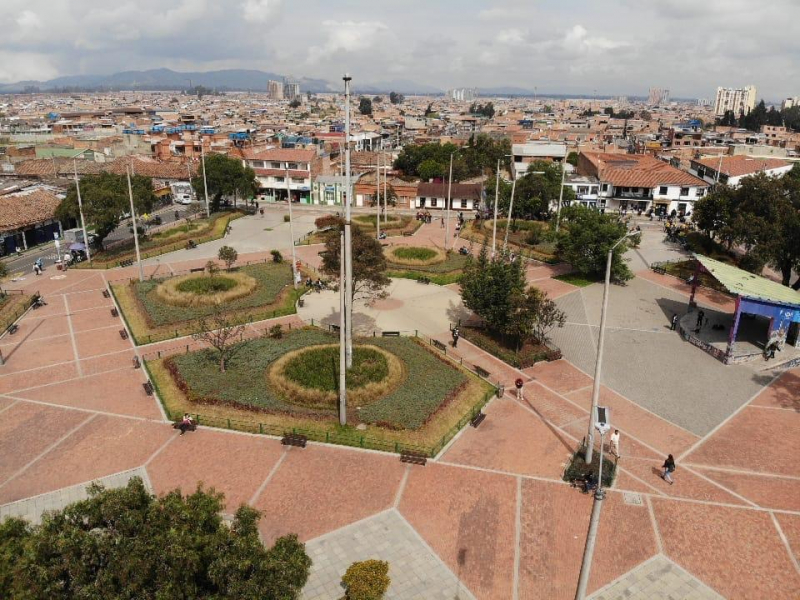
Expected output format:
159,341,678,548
511,142,567,179
240,148,319,202
688,155,793,188
577,152,708,215
563,174,601,209
353,172,418,209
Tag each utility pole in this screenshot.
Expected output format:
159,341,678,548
383,149,388,222
503,177,517,252
126,166,144,282
555,147,567,233
201,144,210,218
575,427,607,600
338,228,347,425
285,167,298,289
492,159,500,258
376,152,381,239
445,152,454,250
73,160,91,263
343,74,354,369
585,230,638,463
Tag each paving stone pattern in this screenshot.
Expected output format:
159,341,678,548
0,467,150,525
589,555,725,600
301,510,475,600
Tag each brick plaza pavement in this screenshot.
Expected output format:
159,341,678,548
0,255,798,599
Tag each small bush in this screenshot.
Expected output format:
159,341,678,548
315,214,344,229
271,250,283,263
393,247,437,261
176,276,237,295
268,324,283,339
284,215,291,222
341,559,390,600
563,448,616,488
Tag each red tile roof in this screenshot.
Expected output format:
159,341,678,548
582,152,707,188
417,182,482,200
105,157,197,180
0,189,61,231
692,155,790,178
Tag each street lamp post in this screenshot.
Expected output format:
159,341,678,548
585,229,640,464
73,160,91,263
126,166,144,282
444,151,454,250
285,167,298,289
201,144,210,218
343,74,354,369
554,146,568,233
491,159,500,258
575,423,608,600
376,152,381,239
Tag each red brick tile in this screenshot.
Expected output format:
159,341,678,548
0,334,75,373
775,513,800,564
685,406,799,477
621,459,748,505
0,362,78,394
693,468,800,512
524,359,593,394
0,403,89,484
74,325,132,359
12,368,162,419
147,429,285,512
399,462,517,600
442,398,574,479
750,369,800,410
0,416,172,504
253,445,405,545
531,277,579,300
68,305,120,333
65,290,114,312
80,349,137,376
0,314,70,343
653,498,800,600
518,381,587,427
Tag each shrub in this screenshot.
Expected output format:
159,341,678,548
218,245,238,270
284,215,291,222
563,448,616,488
393,247,437,261
177,276,237,295
341,560,390,600
155,272,258,307
268,324,283,339
271,250,283,263
315,214,344,230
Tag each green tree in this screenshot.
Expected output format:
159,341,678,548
55,172,156,246
321,226,390,301
192,153,258,212
424,103,435,117
556,205,633,282
389,92,404,104
783,106,800,132
358,97,373,115
289,98,301,109
218,245,238,270
341,560,390,600
506,286,566,350
566,151,579,166
718,110,737,127
485,161,573,221
394,136,510,181
372,96,383,103
543,104,553,113
0,478,310,599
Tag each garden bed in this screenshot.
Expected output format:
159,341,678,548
111,261,304,344
386,250,470,285
462,219,559,263
563,447,617,488
79,211,242,269
145,328,494,455
459,325,560,368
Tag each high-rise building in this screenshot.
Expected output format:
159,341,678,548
647,88,670,106
284,77,300,101
714,85,757,117
267,80,284,100
448,88,477,102
782,97,799,110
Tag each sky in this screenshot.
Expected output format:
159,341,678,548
1,0,799,100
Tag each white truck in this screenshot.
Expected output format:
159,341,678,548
170,182,195,205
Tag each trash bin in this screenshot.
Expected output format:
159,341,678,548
496,384,505,398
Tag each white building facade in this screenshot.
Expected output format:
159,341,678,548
714,85,757,117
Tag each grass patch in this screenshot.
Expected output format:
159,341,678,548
0,293,34,333
459,325,558,369
112,261,304,344
354,214,400,226
554,272,597,287
463,220,559,264
284,345,388,391
391,246,440,264
176,276,238,295
147,330,493,454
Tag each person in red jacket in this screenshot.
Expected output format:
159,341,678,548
515,378,524,400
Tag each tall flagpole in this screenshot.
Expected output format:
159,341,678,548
344,74,354,370
383,149,388,221
492,159,500,258
201,144,210,218
503,177,517,252
445,153,453,250
339,228,347,425
73,160,91,263
376,152,381,238
285,167,298,289
127,166,144,282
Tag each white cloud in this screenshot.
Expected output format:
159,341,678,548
16,10,43,32
0,51,57,82
307,20,388,64
497,28,527,45
242,0,281,23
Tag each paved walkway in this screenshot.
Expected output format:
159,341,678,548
0,242,799,598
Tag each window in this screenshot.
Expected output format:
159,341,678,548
460,199,468,209
292,177,304,184
697,189,705,197
680,187,689,196
577,186,588,195
275,176,284,183
601,183,609,192
271,162,281,169
659,186,668,195
288,162,298,170
325,190,335,203
430,199,437,207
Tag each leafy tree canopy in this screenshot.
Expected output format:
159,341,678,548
321,225,390,301
556,205,634,282
468,102,495,118
358,97,373,116
56,172,157,245
193,153,258,211
389,91,405,104
485,160,574,221
393,134,511,182
0,478,311,600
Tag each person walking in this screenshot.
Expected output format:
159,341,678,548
662,454,676,485
670,314,678,331
609,429,621,458
695,310,704,329
451,327,460,348
33,263,41,276
514,377,524,400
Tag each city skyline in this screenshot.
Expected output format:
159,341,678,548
1,0,799,100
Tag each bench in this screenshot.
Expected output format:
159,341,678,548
382,331,400,337
400,451,427,466
281,433,307,448
7,324,18,335
330,324,341,333
189,267,205,273
402,231,413,237
473,365,490,378
119,329,129,340
102,290,110,298
431,339,447,352
470,412,486,428
132,356,141,369
142,381,154,395
652,265,666,275
119,259,134,268
111,307,119,317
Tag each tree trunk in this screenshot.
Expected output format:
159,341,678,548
219,356,226,373
781,262,792,287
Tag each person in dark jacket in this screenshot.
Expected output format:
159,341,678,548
662,454,676,484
